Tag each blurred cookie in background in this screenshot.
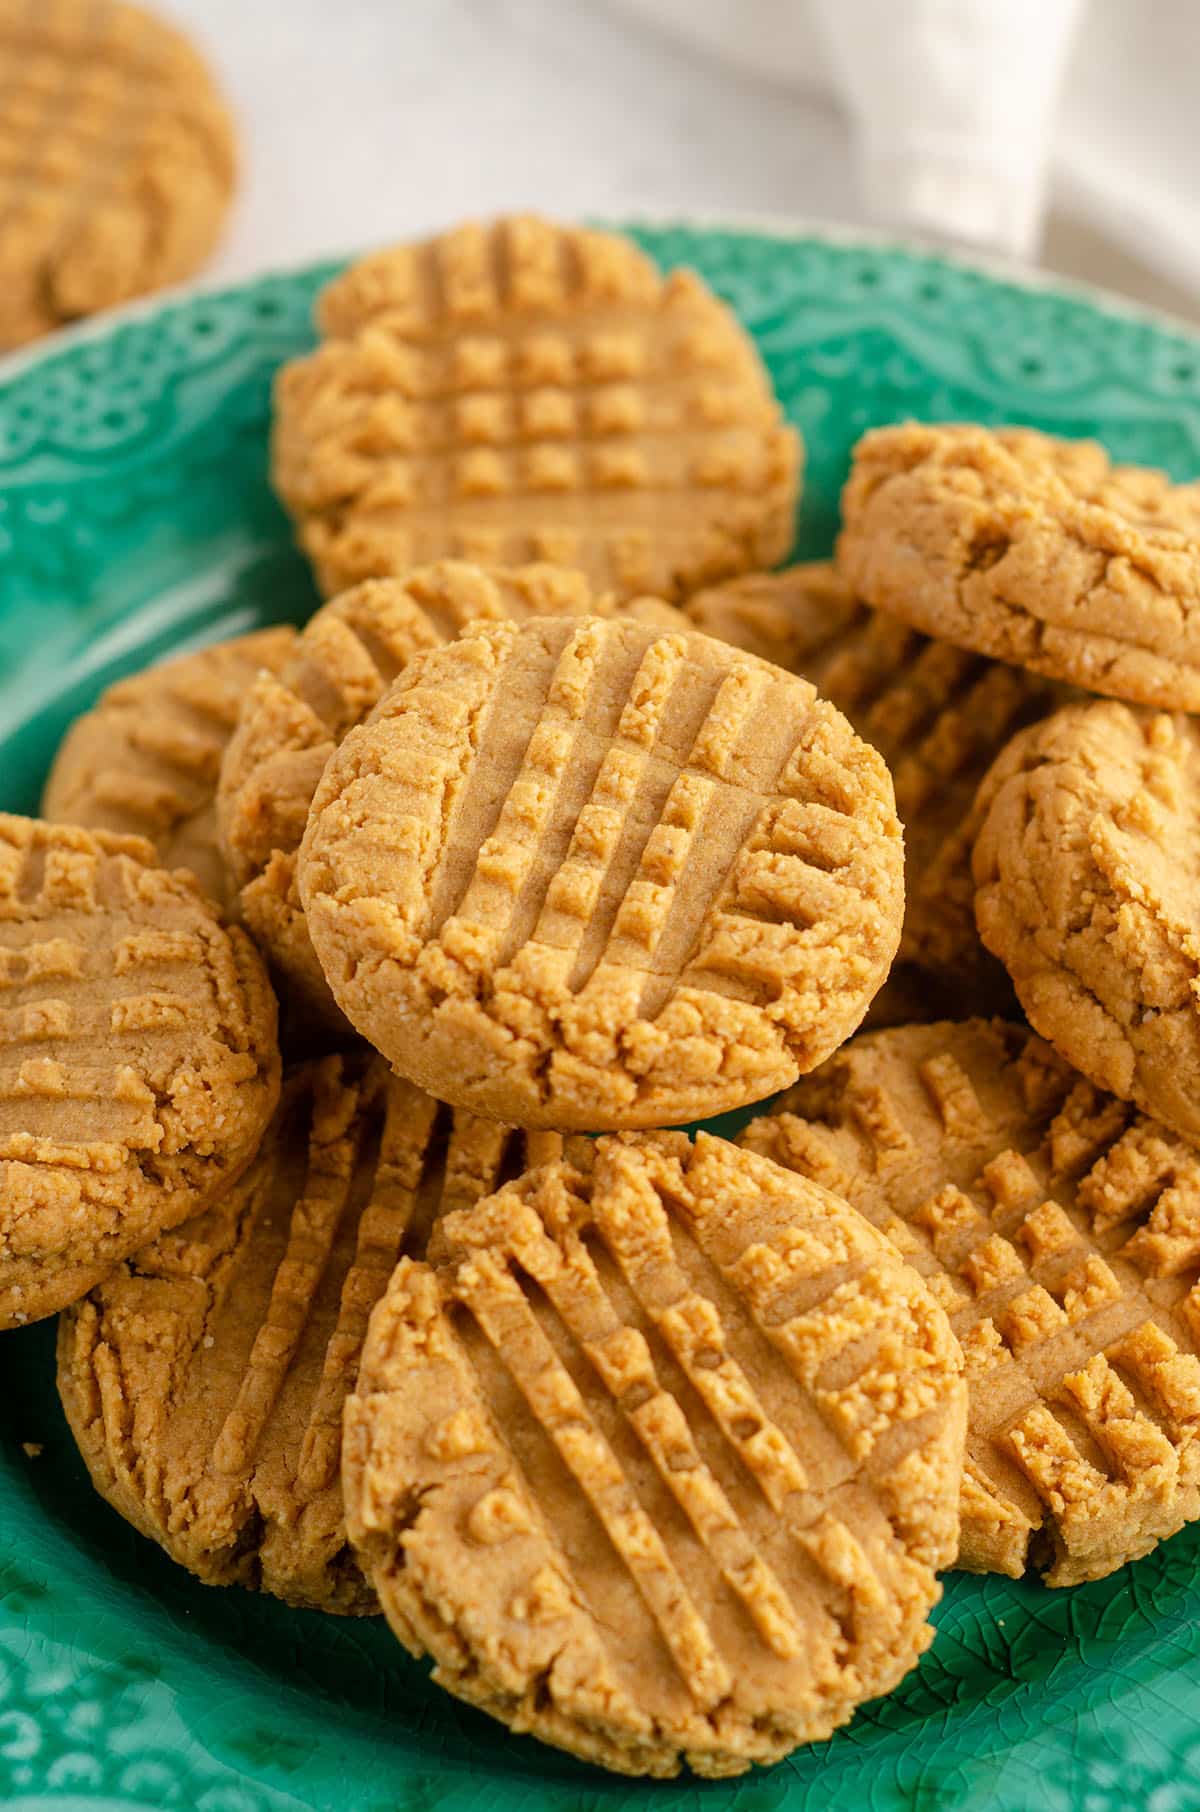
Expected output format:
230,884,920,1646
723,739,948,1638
0,0,236,349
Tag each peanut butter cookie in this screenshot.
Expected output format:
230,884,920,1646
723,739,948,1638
216,562,646,1032
839,424,1200,710
58,1051,570,1611
686,560,1070,1009
743,1017,1200,1585
298,614,904,1130
0,815,278,1329
344,1131,965,1776
272,216,800,604
0,0,236,349
973,699,1200,1145
43,628,295,914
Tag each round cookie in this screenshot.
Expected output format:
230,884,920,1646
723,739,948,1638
742,1017,1200,1586
838,423,1200,710
686,560,1071,1008
0,815,278,1329
58,1050,571,1612
43,627,296,914
0,0,236,349
272,214,801,604
298,613,904,1130
216,561,654,1032
344,1131,965,1777
972,699,1200,1145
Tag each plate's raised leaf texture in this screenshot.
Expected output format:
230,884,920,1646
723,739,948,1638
3,226,1200,1809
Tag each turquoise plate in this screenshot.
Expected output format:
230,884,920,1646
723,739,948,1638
3,224,1200,1812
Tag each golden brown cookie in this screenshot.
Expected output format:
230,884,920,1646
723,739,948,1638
43,628,296,914
299,614,904,1130
972,699,1200,1145
344,1131,965,1777
0,815,278,1329
272,215,800,604
742,1017,1200,1585
58,1050,570,1611
0,0,236,349
687,560,1069,1007
838,423,1200,710
216,562,654,1033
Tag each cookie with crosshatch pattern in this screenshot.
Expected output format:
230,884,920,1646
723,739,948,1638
271,215,801,604
216,561,680,1034
58,1050,576,1611
43,627,296,916
0,815,278,1329
297,612,904,1130
0,0,236,349
343,1131,966,1776
685,560,1074,1011
742,1017,1200,1585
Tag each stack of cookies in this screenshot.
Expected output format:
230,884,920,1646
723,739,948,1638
8,215,1200,1781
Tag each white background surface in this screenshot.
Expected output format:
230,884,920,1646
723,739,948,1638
166,0,1200,323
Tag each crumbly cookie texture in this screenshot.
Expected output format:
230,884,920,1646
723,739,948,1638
972,699,1200,1144
742,1017,1200,1585
216,562,664,1033
0,815,279,1329
43,628,296,914
0,0,236,349
298,614,903,1130
687,561,1069,1004
344,1131,965,1777
272,215,801,604
838,423,1200,710
58,1051,574,1611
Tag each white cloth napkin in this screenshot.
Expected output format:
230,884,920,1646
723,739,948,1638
616,0,1200,299
812,0,1085,259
